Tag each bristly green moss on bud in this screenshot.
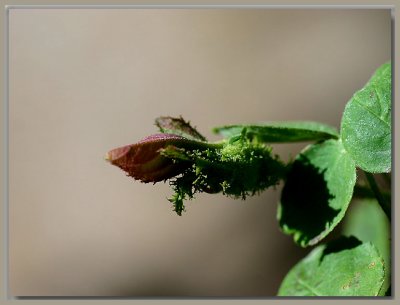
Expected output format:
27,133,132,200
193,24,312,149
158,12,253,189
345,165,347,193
164,136,286,215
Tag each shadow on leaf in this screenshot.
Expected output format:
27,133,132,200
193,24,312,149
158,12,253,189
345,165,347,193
280,154,338,246
320,235,362,262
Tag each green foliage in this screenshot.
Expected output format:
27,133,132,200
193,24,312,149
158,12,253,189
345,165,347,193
341,62,391,173
106,62,391,296
278,236,385,296
213,121,339,143
278,139,356,247
342,199,391,295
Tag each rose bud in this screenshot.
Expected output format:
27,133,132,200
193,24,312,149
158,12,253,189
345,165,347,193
105,134,194,183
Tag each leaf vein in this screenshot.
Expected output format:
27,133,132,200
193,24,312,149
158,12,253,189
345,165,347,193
297,277,322,296
352,96,390,129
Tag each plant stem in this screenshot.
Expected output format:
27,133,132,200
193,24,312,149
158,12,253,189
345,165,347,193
177,139,225,151
353,185,391,202
382,173,391,187
365,172,391,220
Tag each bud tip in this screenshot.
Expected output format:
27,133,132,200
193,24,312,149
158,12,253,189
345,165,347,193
104,152,111,162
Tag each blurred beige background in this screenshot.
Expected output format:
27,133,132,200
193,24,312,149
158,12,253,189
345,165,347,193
8,8,391,296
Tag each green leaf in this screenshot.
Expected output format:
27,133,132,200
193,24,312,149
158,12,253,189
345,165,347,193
278,236,385,296
155,116,207,141
342,199,391,296
213,121,339,143
340,62,391,173
278,139,356,247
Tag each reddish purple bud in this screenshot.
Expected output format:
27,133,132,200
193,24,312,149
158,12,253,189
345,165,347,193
105,134,191,183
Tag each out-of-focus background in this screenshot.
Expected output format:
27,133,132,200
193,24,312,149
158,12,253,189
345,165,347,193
8,8,391,296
